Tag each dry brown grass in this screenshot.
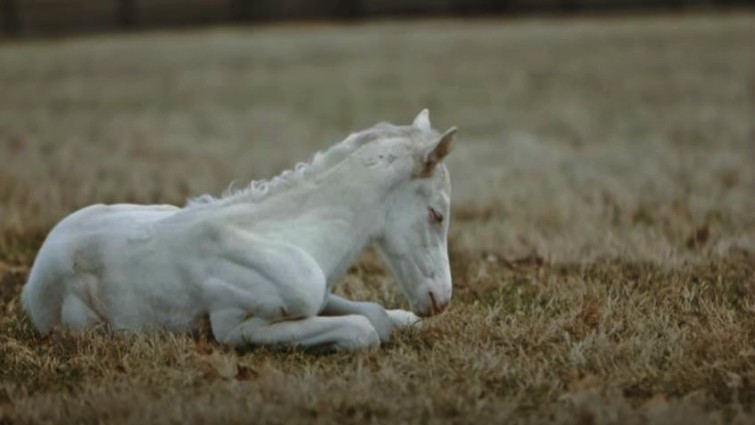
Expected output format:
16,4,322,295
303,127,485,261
1,12,754,424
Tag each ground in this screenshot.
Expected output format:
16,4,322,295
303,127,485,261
1,12,754,424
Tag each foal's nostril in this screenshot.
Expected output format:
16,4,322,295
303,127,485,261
428,291,447,315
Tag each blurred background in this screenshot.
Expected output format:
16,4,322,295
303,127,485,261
0,2,753,264
2,5,754,422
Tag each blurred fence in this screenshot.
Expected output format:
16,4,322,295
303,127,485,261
1,0,752,37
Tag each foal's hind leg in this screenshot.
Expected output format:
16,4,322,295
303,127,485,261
61,294,101,329
210,311,380,352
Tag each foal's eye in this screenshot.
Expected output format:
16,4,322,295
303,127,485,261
429,208,444,224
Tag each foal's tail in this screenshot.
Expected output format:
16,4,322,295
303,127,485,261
21,246,66,334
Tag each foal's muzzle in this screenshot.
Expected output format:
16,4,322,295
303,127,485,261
413,288,451,318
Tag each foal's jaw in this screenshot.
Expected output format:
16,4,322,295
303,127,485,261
377,256,453,318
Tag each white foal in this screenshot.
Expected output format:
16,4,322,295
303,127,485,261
22,109,456,352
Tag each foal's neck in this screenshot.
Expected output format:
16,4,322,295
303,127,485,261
306,160,395,286
236,157,394,287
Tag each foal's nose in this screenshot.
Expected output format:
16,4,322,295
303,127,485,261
428,291,449,315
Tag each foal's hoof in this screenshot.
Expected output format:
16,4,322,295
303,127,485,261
386,309,422,328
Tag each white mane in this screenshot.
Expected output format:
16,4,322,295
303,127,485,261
186,123,423,208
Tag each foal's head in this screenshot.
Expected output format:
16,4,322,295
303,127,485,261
375,110,456,318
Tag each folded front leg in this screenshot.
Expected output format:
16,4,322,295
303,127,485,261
210,309,380,352
320,294,420,343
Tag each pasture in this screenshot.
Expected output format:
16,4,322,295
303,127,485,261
1,12,754,424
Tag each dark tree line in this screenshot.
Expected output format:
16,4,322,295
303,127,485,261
2,0,20,35
1,0,752,37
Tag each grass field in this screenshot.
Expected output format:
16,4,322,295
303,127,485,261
1,12,754,424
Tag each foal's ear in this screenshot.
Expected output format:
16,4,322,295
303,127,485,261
412,109,431,132
418,127,457,177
